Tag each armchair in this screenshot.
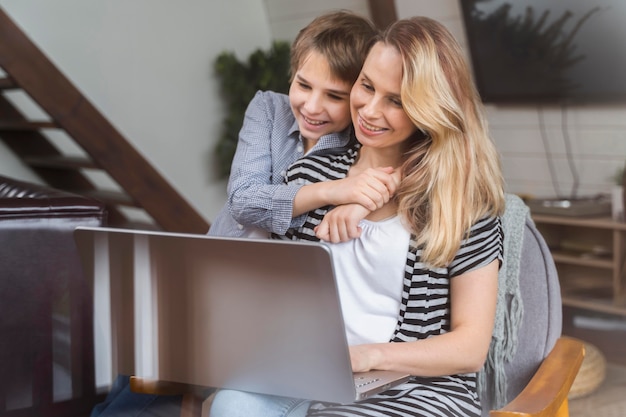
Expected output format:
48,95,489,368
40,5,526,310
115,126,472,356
129,197,584,417
0,175,107,416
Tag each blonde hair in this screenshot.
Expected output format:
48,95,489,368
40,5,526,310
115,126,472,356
290,10,378,85
381,17,504,267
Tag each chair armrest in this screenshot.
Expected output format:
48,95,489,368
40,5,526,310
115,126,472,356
130,377,212,417
490,336,585,417
130,376,210,397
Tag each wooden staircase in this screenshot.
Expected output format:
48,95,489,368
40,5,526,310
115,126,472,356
0,7,210,234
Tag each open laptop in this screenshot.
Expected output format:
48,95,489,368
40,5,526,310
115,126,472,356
74,226,410,404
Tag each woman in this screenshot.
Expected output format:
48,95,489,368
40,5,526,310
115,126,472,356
211,15,505,417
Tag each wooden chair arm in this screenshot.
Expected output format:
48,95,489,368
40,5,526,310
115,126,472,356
130,376,211,417
130,376,214,397
490,336,585,417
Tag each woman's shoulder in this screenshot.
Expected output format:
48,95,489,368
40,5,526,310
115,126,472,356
445,215,502,277
307,140,361,162
465,215,503,255
285,142,361,183
469,214,502,236
285,154,346,184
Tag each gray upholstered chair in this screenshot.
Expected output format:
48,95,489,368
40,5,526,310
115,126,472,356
130,197,584,417
481,212,584,417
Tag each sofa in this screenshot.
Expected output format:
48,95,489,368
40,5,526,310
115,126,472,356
0,175,107,416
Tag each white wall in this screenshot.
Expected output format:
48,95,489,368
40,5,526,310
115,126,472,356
0,0,272,221
264,0,371,41
396,0,626,199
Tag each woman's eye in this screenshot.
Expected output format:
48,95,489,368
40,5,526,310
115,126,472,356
361,82,374,92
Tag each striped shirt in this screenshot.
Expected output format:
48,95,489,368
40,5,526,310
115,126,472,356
276,143,504,417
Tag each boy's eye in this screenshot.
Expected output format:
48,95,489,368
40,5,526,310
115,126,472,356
327,93,345,101
298,82,312,90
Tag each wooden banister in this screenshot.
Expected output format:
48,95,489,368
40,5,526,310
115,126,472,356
0,7,210,233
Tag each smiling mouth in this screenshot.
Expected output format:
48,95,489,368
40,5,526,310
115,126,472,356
303,115,327,126
358,116,385,133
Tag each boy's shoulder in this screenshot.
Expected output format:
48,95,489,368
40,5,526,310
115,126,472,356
248,90,293,121
253,90,290,107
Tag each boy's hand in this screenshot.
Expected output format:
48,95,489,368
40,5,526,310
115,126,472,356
329,167,399,211
314,204,371,243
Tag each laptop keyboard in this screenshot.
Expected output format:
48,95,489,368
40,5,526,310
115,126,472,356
354,376,381,388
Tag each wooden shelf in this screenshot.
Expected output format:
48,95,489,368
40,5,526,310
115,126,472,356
562,295,626,316
533,214,626,231
533,214,626,316
551,252,613,269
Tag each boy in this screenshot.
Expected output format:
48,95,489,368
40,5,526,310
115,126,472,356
209,10,398,238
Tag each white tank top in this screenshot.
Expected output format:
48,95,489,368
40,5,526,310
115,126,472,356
326,215,410,345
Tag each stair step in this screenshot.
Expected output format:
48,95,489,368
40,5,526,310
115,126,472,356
0,120,58,130
77,189,139,207
0,77,17,90
115,221,161,231
24,155,99,170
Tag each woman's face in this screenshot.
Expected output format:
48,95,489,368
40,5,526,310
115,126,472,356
289,51,353,151
350,42,418,154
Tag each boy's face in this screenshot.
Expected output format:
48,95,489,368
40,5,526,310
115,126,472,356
289,51,353,151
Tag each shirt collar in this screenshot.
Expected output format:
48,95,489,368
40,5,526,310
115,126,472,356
291,124,354,153
288,118,300,138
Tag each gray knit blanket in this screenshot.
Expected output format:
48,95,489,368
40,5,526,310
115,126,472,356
478,193,528,409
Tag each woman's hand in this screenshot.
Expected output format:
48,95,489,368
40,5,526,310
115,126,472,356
314,203,372,242
349,344,380,373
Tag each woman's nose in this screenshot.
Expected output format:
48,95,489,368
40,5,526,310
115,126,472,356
361,96,382,118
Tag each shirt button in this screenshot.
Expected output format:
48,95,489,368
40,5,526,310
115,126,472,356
296,144,304,152
237,223,244,230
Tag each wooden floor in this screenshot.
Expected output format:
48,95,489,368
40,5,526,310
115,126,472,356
569,362,626,417
563,306,626,417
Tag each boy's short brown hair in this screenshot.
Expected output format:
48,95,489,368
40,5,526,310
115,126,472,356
290,10,378,85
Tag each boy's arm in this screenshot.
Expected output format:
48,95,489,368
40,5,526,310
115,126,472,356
292,166,399,217
226,91,307,235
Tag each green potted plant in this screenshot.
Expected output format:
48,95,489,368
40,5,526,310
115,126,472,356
213,41,291,178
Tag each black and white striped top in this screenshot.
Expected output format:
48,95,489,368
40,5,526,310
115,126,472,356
276,143,504,417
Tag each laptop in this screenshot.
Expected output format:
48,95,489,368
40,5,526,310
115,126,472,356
73,226,411,404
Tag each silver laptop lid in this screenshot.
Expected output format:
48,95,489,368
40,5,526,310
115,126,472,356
74,226,358,403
